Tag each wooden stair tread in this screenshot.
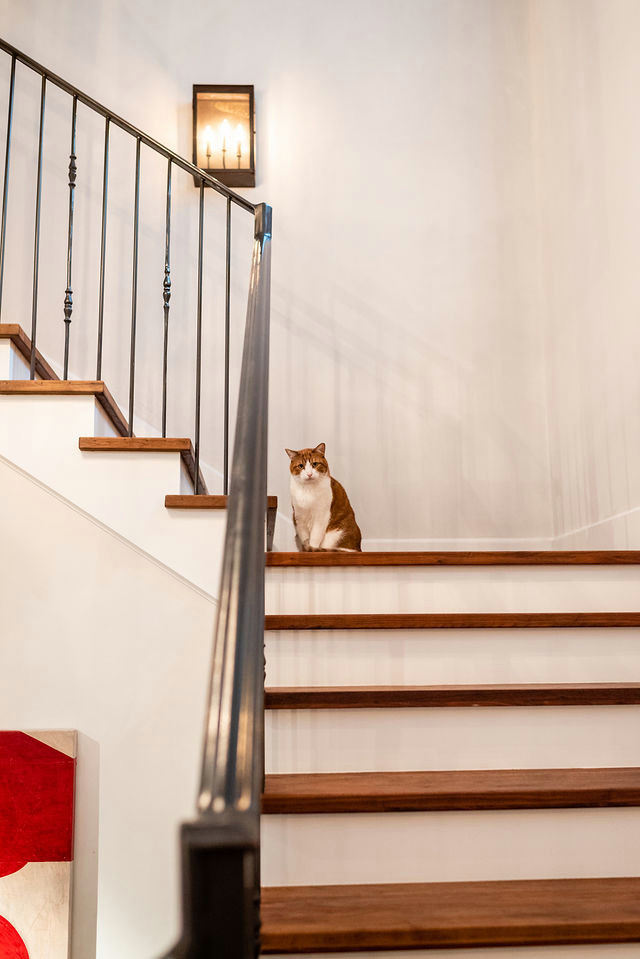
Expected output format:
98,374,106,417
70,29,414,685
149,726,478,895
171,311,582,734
0,379,129,436
265,612,640,630
262,767,640,813
265,682,640,708
78,436,207,493
165,493,278,509
0,324,58,381
260,877,640,952
266,549,640,567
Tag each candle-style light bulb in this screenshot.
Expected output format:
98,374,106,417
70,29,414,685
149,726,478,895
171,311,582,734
202,125,214,170
220,119,230,169
235,124,244,168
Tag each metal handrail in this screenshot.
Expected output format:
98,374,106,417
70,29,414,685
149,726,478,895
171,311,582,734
0,37,255,213
163,203,271,959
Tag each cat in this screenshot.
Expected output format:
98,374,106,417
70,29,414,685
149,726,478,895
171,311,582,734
285,443,362,551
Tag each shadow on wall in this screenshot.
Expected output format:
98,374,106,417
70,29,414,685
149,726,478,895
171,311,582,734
269,254,552,544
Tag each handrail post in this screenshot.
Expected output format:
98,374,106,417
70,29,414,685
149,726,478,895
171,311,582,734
254,202,272,241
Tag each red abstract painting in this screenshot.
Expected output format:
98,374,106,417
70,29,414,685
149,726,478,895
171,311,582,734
0,732,76,958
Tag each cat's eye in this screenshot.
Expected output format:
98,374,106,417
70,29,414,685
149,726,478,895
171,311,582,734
312,462,320,467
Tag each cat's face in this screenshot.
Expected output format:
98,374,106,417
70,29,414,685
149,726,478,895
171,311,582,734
285,443,329,483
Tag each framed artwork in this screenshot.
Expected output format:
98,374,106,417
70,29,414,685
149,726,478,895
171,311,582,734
0,731,76,958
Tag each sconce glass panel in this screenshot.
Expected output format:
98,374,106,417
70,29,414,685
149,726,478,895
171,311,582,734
193,85,255,188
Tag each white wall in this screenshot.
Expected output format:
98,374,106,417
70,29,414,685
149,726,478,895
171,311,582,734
0,455,217,959
0,0,554,546
529,0,640,547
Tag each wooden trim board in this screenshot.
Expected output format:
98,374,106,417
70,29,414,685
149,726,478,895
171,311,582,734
266,550,640,567
265,612,640,631
166,494,277,509
265,682,640,709
262,767,640,814
261,877,640,952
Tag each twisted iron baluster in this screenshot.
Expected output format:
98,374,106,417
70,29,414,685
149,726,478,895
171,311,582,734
162,159,172,437
63,95,78,379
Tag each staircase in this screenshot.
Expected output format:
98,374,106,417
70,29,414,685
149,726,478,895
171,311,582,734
260,550,640,954
2,36,640,959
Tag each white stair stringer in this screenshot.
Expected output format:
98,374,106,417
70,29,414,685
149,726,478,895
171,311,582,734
0,392,224,597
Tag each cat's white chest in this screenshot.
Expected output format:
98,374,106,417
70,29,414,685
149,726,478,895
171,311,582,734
290,476,332,546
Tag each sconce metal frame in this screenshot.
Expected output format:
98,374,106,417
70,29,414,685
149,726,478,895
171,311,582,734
192,84,255,188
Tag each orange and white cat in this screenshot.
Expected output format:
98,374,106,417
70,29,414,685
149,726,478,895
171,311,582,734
285,443,362,551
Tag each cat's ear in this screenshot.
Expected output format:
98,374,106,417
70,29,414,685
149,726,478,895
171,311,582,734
314,443,326,457
285,448,298,460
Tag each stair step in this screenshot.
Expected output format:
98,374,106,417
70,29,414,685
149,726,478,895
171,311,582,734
1,379,128,436
266,612,640,630
0,324,58,380
265,683,640,709
79,436,207,493
165,493,278,509
262,767,640,813
265,566,640,616
265,625,640,688
266,550,640,567
260,877,640,952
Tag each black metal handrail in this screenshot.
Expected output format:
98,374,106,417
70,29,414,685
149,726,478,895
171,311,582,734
0,37,272,956
164,202,271,959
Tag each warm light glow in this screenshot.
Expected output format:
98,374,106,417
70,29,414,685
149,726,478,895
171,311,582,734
201,125,215,153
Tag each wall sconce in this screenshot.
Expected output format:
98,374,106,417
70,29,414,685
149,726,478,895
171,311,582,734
193,85,255,188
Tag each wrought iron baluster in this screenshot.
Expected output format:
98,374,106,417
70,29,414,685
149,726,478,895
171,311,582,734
194,179,204,493
30,74,46,380
63,95,78,379
96,116,110,379
224,195,231,495
0,54,16,320
162,159,171,437
128,136,141,435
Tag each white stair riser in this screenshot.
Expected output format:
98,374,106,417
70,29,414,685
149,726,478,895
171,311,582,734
266,627,640,687
266,706,640,773
267,947,640,959
266,566,640,614
0,395,225,596
262,807,640,886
